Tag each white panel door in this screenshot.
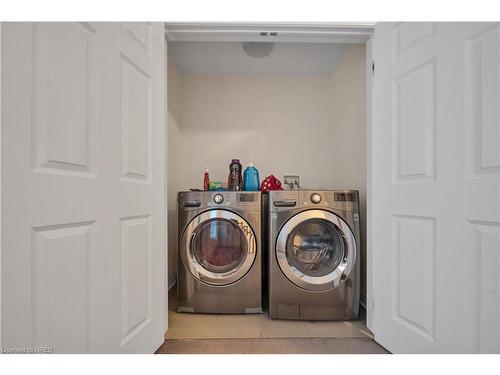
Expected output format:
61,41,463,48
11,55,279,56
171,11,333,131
1,22,166,353
372,22,500,353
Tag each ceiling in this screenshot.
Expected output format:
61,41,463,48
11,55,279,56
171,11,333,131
169,41,354,76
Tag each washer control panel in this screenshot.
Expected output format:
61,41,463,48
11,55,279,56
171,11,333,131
178,191,261,211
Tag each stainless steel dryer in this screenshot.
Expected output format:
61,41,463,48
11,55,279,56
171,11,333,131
268,190,360,320
177,191,262,314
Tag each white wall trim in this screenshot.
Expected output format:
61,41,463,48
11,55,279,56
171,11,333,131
365,34,374,332
165,22,374,43
0,21,3,348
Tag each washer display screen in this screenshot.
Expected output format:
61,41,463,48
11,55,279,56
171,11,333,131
237,193,255,202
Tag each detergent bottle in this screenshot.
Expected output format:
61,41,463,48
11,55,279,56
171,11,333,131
243,162,260,191
228,159,243,191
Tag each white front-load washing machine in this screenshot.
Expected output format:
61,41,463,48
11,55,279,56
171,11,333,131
268,190,360,320
177,191,262,314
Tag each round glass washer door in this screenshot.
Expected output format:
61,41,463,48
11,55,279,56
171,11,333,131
180,210,256,286
276,209,356,291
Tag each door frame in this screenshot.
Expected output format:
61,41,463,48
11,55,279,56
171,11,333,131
165,22,374,44
163,22,375,329
365,35,374,331
0,21,3,349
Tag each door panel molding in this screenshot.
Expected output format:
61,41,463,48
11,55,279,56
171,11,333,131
392,57,437,182
120,215,153,347
391,214,436,343
469,220,500,353
32,220,97,353
392,22,435,59
31,22,98,178
465,24,500,176
120,52,153,183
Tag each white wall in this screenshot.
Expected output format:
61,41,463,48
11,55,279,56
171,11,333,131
328,45,367,294
166,44,366,293
166,47,182,288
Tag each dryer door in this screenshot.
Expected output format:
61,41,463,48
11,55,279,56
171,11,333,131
276,209,356,291
180,210,257,286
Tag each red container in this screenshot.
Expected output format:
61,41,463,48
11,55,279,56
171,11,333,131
203,168,210,191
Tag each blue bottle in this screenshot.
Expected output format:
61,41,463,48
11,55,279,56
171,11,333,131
243,162,260,191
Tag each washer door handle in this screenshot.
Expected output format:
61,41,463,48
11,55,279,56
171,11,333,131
342,235,348,262
340,235,349,282
189,232,197,256
181,200,201,208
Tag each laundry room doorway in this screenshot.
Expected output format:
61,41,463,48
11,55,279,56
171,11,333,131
162,23,379,353
163,22,500,355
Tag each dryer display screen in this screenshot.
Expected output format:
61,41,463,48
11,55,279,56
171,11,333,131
334,192,356,202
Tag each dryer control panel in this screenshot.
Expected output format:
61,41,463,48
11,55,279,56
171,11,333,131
268,190,359,212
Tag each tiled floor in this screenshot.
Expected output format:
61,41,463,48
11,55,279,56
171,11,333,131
166,291,374,340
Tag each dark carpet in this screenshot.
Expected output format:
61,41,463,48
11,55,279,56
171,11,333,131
156,337,390,354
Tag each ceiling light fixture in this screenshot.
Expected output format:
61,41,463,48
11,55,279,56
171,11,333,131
242,42,275,58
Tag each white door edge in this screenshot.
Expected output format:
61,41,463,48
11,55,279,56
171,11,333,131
0,21,3,349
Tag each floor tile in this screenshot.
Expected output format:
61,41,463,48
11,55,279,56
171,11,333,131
260,317,311,338
212,314,265,338
166,294,371,340
305,320,371,338
166,312,218,339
